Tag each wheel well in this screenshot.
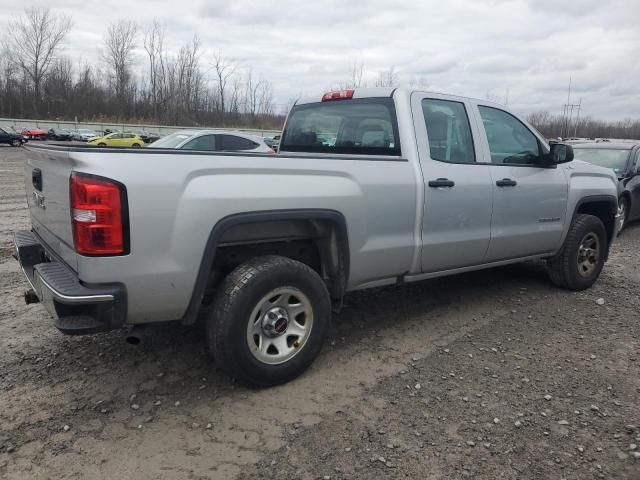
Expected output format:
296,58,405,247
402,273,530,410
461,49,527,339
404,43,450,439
184,211,350,325
576,199,616,243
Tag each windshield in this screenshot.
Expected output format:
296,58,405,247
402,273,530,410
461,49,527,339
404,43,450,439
147,132,193,148
573,148,630,175
280,98,401,156
78,129,95,134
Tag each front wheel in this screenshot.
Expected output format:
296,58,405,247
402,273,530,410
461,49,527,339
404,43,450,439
132,143,142,148
548,214,607,290
10,139,21,147
206,255,331,387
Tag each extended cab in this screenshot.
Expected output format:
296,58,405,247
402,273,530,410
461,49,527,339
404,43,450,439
14,88,620,386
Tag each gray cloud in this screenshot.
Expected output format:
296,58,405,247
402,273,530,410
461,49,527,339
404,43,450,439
2,0,639,119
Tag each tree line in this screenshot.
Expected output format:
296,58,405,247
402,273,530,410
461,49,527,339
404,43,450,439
0,7,283,129
2,7,638,138
526,111,640,141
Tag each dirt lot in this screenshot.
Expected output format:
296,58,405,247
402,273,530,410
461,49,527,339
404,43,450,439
1,145,639,479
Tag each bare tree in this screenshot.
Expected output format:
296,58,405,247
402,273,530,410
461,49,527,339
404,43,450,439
144,19,166,120
5,7,72,115
374,66,397,87
258,79,274,116
212,52,238,114
104,20,138,114
340,61,366,89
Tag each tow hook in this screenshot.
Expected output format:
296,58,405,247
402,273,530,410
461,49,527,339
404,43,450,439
24,289,40,304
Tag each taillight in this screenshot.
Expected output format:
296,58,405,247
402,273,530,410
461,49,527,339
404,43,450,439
321,89,354,102
267,147,275,154
70,173,128,255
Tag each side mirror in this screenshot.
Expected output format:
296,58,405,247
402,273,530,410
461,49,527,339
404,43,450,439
548,143,574,164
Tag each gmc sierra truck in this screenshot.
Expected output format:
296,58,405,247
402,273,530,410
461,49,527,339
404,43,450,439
14,88,620,386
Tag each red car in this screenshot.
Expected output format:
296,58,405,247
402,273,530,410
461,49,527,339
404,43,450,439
15,128,47,140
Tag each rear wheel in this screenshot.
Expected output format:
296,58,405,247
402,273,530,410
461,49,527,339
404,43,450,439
548,214,607,290
132,143,141,148
98,143,107,147
206,255,331,387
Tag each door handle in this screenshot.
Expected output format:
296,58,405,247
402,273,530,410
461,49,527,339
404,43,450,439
496,178,517,187
428,178,455,188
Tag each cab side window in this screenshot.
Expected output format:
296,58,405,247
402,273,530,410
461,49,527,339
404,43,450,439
422,99,475,163
478,106,541,165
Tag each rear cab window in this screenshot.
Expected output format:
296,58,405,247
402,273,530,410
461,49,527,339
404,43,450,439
280,97,401,156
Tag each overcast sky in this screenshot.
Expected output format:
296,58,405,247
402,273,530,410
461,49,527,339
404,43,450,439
3,0,640,119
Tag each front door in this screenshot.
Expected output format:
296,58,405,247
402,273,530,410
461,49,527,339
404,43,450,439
628,148,640,221
473,104,569,262
412,93,493,273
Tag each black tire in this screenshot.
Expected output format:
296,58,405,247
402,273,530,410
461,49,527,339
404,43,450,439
548,214,607,290
132,143,141,148
98,143,107,147
206,255,331,387
617,196,629,235
10,139,21,147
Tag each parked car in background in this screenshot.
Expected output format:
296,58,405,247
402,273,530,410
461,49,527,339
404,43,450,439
132,131,161,144
0,127,28,146
573,142,640,232
263,134,281,150
87,132,145,148
47,128,73,141
72,129,99,142
148,130,274,153
16,128,47,141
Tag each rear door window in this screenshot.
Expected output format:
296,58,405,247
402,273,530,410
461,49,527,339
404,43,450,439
219,135,258,151
280,98,401,156
422,99,475,163
182,134,217,151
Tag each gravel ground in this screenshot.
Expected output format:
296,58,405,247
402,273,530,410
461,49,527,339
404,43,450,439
1,145,639,479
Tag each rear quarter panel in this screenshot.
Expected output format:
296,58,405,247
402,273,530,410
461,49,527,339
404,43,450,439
67,150,418,323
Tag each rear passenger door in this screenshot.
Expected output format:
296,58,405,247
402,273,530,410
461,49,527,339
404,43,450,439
412,93,494,273
473,104,569,261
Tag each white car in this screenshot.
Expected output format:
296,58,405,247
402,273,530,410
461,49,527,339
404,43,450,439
148,130,274,153
72,129,99,142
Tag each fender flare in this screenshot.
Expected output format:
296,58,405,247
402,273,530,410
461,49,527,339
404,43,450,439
565,194,617,258
181,209,350,325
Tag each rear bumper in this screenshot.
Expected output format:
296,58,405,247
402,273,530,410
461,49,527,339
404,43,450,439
14,230,127,335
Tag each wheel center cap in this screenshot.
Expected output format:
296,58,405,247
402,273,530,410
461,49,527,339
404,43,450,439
262,307,289,337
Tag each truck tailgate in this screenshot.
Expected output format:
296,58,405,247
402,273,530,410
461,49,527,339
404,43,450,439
24,146,78,271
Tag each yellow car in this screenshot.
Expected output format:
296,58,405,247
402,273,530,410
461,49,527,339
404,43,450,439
87,132,145,148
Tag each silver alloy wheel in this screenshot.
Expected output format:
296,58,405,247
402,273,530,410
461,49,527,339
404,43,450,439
576,232,600,278
617,201,626,232
246,287,314,365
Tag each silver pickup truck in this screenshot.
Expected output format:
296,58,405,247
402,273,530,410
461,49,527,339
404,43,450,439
15,87,619,386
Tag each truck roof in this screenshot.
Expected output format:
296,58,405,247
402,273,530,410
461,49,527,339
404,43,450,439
295,87,507,110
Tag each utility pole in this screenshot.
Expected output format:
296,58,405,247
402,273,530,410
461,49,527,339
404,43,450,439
561,77,581,139
573,97,582,137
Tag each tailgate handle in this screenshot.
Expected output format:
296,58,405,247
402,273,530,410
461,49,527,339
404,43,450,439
32,168,43,191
